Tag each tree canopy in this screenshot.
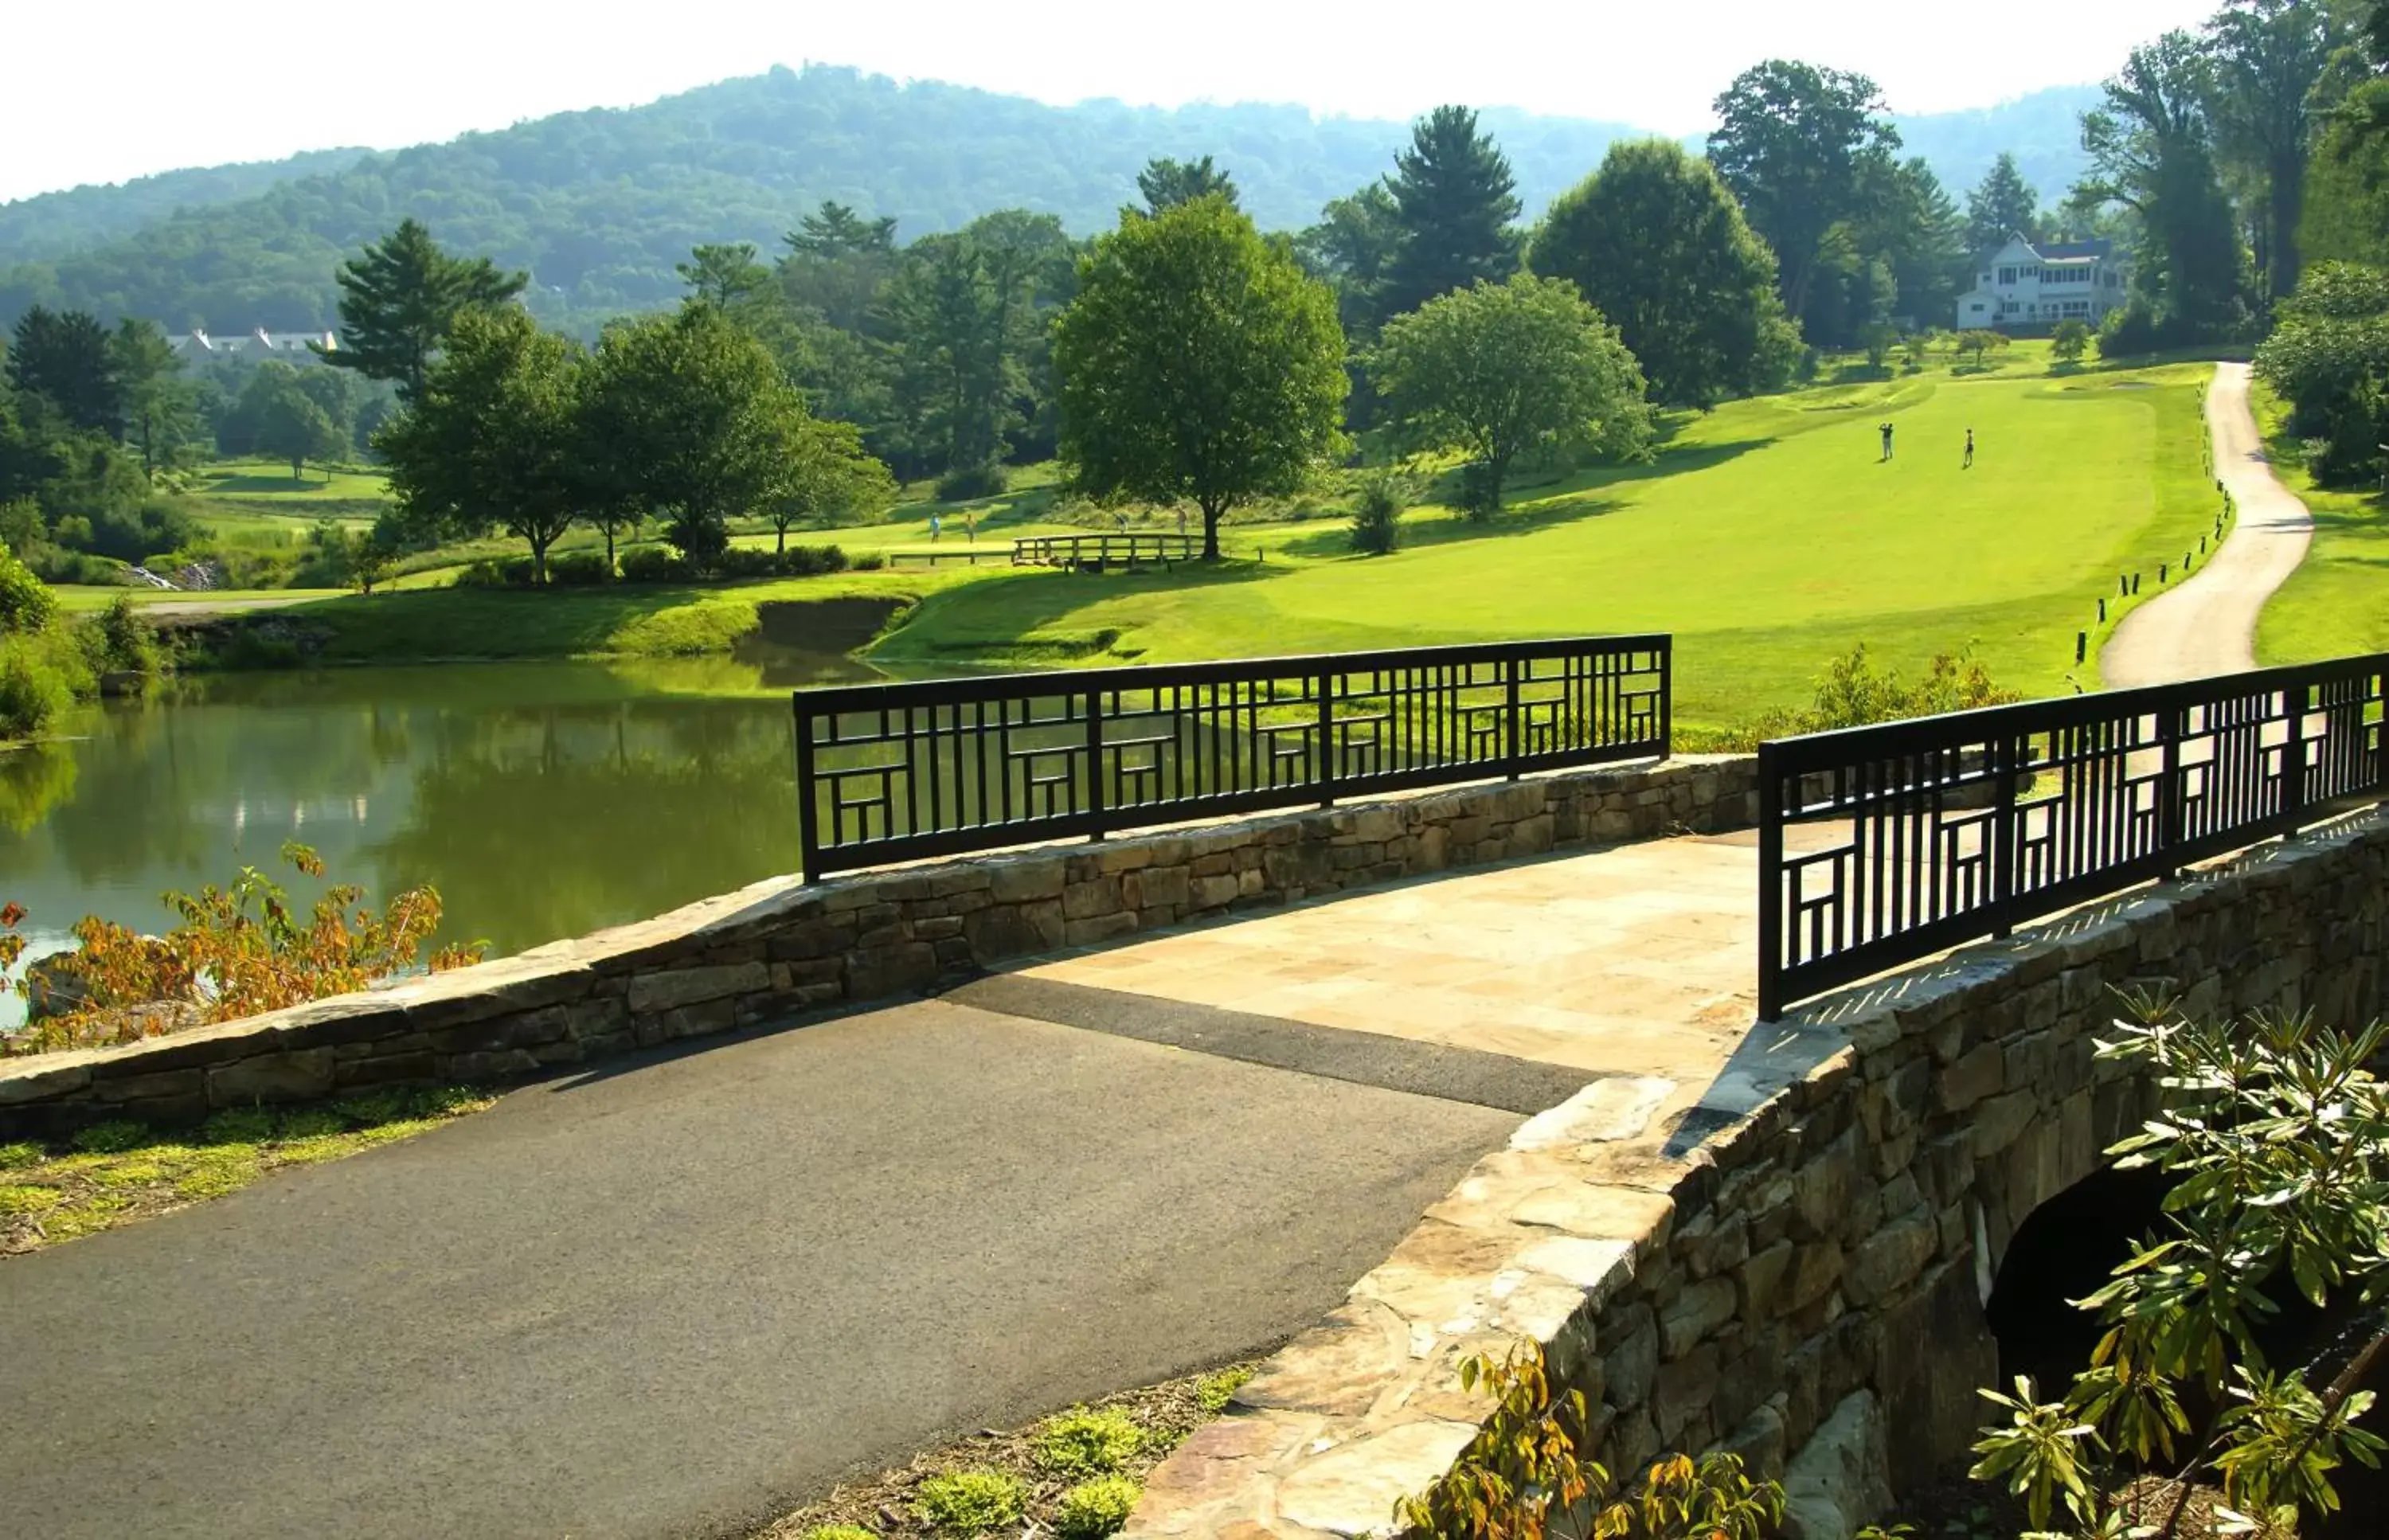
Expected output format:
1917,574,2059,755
378,308,585,579
1050,196,1347,558
1369,272,1653,514
1707,61,1902,325
1530,139,1797,407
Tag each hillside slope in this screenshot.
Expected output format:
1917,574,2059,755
0,67,2098,334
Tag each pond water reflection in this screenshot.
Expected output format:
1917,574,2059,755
0,647,905,1028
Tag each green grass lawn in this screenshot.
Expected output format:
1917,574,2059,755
870,365,2223,733
2250,380,2389,665
184,458,391,501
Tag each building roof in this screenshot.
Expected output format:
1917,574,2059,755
1978,232,2117,265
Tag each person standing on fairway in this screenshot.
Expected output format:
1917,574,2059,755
1964,428,1975,469
1879,421,1894,462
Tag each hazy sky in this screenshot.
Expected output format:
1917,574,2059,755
5,0,2222,204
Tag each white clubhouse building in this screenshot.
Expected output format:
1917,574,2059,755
1953,233,2129,331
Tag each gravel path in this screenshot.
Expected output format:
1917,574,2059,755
2102,362,2313,688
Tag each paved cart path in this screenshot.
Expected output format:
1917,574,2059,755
2103,362,2313,688
0,831,1777,1540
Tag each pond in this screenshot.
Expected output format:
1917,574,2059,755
0,646,909,1031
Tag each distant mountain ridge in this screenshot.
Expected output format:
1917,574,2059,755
0,66,2102,335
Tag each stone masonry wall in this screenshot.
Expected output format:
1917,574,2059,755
0,756,1757,1139
1128,809,2389,1540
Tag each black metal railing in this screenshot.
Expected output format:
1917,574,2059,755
1012,534,1205,569
1758,653,2389,1018
794,636,1672,879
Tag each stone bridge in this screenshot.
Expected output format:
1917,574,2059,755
2,750,2383,1537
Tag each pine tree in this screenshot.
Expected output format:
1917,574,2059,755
318,219,526,401
1378,106,1522,322
1136,156,1240,213
1965,152,2041,252
6,307,122,436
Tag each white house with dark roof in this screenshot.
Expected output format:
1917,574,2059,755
164,328,338,364
1953,233,2129,330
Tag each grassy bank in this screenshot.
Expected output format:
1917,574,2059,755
2250,379,2389,664
1,1085,491,1256
199,569,1017,666
874,363,2221,733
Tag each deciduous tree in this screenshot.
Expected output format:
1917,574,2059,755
767,416,896,551
577,306,810,569
1707,61,1902,323
109,319,193,478
1051,196,1347,560
2202,0,2351,299
2077,33,2251,336
1369,273,1653,516
377,308,584,581
1528,139,1797,407
240,364,346,482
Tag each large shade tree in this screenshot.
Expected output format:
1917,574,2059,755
1528,139,1797,408
1369,272,1653,515
577,306,812,569
2077,32,2250,334
1050,195,1347,560
2201,0,2351,299
1706,61,1902,325
377,307,584,581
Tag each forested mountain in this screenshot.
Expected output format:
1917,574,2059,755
0,64,2098,335
0,149,369,264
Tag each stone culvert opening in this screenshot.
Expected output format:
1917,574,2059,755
1983,1163,2171,1399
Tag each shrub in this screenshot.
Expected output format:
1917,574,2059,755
2050,319,2092,365
1396,1345,1783,1539
911,1469,1027,1534
1455,461,1503,521
1348,471,1407,556
1051,1476,1140,1540
1034,1406,1144,1478
776,544,850,577
851,552,886,572
1195,1366,1254,1413
1966,1000,2389,1534
546,551,613,585
2,841,483,1054
77,594,160,677
0,545,57,635
455,557,542,588
0,635,76,741
714,546,780,579
936,463,1008,502
2095,298,2167,360
619,545,690,583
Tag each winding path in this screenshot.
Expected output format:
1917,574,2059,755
2101,362,2313,688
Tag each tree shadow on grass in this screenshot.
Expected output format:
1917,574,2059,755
876,560,1285,663
1268,438,1774,561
